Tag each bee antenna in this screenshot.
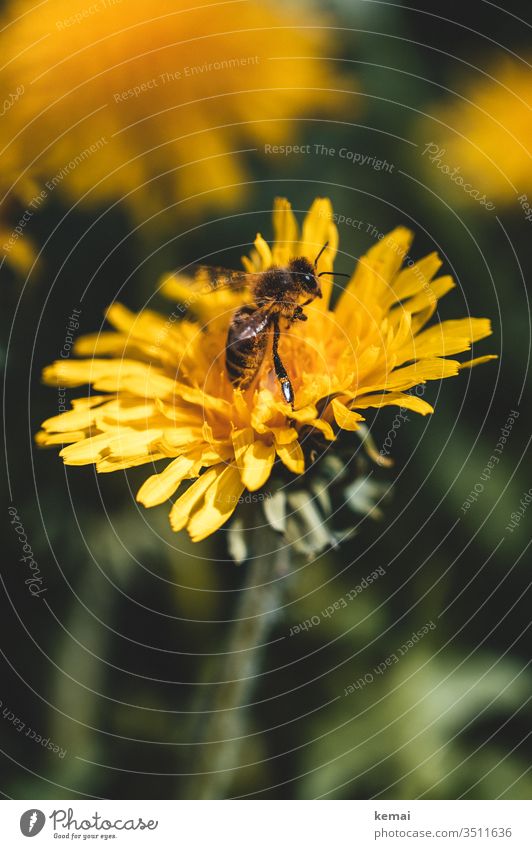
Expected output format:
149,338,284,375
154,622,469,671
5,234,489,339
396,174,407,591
313,241,329,267
318,271,350,279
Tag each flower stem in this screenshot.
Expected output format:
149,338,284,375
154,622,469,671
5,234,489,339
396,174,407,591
187,544,290,799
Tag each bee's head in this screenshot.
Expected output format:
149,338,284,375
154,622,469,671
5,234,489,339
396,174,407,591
288,257,322,299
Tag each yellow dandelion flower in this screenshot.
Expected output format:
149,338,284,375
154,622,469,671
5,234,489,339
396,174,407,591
37,197,496,542
421,57,532,204
0,0,348,273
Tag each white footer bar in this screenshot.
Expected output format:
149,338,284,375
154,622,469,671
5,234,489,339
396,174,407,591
1,799,530,848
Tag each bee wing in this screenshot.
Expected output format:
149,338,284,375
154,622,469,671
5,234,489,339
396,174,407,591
191,265,257,295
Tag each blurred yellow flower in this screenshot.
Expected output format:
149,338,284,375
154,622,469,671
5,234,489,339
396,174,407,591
1,0,347,272
37,197,496,541
421,57,532,204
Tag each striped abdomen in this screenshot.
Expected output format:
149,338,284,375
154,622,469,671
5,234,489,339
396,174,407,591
225,306,271,389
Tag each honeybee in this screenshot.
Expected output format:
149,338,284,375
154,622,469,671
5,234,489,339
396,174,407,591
195,243,346,407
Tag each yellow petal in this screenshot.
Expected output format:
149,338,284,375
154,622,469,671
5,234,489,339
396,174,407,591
232,388,252,425
241,440,275,491
69,396,107,410
359,357,460,395
272,197,298,266
331,398,365,430
74,332,130,358
268,426,298,445
335,227,414,323
95,400,158,427
102,303,134,332
306,417,336,441
399,317,492,363
459,354,498,370
36,430,86,446
241,255,256,274
158,430,204,453
388,252,443,305
232,427,255,468
41,406,98,433
159,273,213,324
0,227,37,275
276,439,305,474
42,358,176,399
253,233,273,269
59,433,112,465
275,403,317,424
363,227,414,303
105,303,165,339
96,454,166,473
117,372,177,399
103,428,163,460
137,456,197,507
353,392,434,415
401,275,455,315
169,466,220,533
173,382,232,415
300,197,338,305
155,397,204,426
187,465,244,542
300,198,338,264
369,227,414,283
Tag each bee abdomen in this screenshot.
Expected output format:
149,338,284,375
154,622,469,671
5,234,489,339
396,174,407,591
225,306,270,389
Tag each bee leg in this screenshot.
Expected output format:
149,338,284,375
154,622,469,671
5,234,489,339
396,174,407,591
292,305,307,322
272,314,294,407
